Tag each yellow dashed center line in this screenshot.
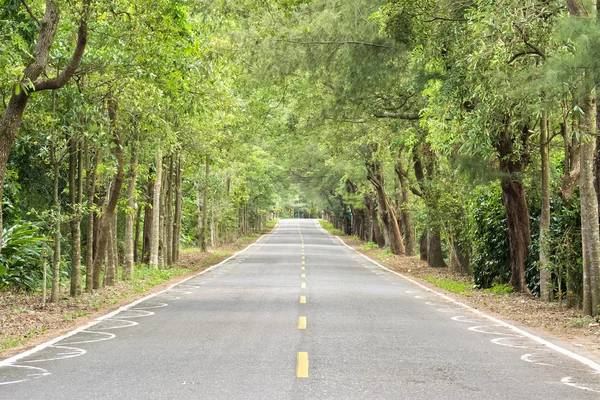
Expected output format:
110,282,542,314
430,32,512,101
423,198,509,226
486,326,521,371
301,266,305,271
301,282,306,289
302,260,305,265
297,352,309,378
300,295,306,304
301,273,306,278
298,316,307,329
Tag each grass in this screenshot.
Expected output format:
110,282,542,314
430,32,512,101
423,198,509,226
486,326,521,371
484,283,514,294
423,276,474,296
361,241,379,250
570,315,597,328
318,220,345,236
266,218,279,228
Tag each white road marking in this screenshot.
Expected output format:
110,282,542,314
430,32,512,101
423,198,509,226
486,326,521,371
490,337,528,349
323,225,600,373
521,353,552,366
561,376,600,393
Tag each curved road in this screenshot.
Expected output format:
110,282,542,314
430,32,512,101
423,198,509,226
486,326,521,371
1,219,599,399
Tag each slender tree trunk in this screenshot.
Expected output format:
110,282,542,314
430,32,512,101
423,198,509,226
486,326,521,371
92,95,125,289
200,157,209,252
149,149,162,267
105,207,116,286
50,138,61,303
166,155,173,266
427,230,446,268
540,111,552,302
123,142,138,280
173,155,182,262
142,174,154,264
420,229,428,262
134,205,142,264
69,136,83,296
85,145,98,293
396,157,415,256
580,91,600,316
159,162,167,268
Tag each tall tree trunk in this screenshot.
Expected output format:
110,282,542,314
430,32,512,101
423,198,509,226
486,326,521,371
427,230,446,268
159,161,167,268
0,1,89,254
123,142,138,280
173,155,182,262
200,157,209,252
580,91,600,315
395,156,415,256
69,136,83,296
134,205,142,264
104,206,116,286
501,179,530,293
166,155,173,266
92,95,125,289
149,149,162,267
85,144,98,293
420,229,428,262
540,112,552,302
142,173,154,264
50,139,61,303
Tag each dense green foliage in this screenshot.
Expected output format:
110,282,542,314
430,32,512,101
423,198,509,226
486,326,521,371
1,0,600,314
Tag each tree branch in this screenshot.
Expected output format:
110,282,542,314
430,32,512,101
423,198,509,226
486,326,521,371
20,0,40,25
374,111,420,120
32,1,91,92
283,40,393,49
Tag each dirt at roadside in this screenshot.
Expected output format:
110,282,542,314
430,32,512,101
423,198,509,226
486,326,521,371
342,236,600,360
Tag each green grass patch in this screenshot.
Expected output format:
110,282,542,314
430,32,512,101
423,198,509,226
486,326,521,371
318,220,345,236
266,219,279,228
570,315,597,328
361,241,379,250
424,276,474,296
484,283,514,294
0,338,23,353
130,266,191,294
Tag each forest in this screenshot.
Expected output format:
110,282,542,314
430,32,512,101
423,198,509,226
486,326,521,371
2,0,600,323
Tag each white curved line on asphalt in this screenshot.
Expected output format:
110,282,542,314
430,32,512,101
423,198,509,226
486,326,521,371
0,365,50,385
97,319,139,329
135,302,168,310
468,325,517,336
521,353,552,366
21,346,87,363
116,309,154,318
561,376,600,393
490,337,528,349
451,315,480,323
424,301,437,306
61,330,116,345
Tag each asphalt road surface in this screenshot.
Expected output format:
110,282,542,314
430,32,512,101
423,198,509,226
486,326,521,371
2,219,600,399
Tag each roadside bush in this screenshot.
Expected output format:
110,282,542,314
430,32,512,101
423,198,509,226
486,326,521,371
0,221,49,291
468,182,510,289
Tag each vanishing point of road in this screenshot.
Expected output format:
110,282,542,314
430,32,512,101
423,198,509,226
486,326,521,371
1,219,599,399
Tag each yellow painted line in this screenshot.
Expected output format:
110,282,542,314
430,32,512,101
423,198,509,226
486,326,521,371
297,352,309,378
298,316,307,329
301,282,306,289
301,266,305,271
301,273,306,278
302,260,305,265
300,295,306,304
302,256,305,260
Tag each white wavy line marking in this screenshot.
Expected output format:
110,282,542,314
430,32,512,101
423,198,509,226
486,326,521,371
21,345,87,363
561,376,600,393
0,365,50,385
521,353,552,366
491,337,528,349
61,330,116,345
467,325,517,336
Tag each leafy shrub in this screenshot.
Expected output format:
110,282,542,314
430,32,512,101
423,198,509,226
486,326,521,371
468,182,510,289
0,221,49,291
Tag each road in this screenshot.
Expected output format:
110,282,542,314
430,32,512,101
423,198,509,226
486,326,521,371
1,219,599,399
